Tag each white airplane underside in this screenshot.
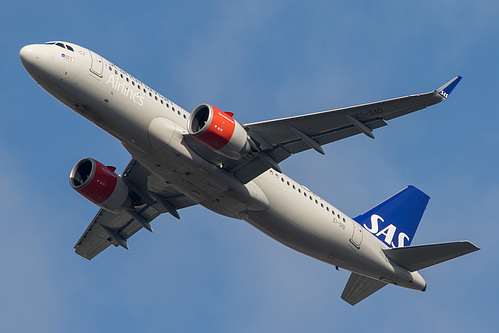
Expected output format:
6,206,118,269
20,41,479,305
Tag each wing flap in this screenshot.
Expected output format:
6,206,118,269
74,204,162,260
74,210,116,259
341,273,387,306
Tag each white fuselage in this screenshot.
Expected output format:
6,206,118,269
20,42,426,291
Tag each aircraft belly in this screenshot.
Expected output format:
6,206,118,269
126,137,269,218
244,172,417,285
245,173,353,264
243,203,416,285
44,65,154,153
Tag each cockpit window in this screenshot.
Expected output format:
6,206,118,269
44,41,74,52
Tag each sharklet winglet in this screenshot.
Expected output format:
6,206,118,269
436,76,462,99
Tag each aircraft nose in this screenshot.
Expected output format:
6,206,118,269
20,44,38,70
20,44,58,82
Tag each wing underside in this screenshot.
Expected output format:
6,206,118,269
74,159,197,260
189,77,461,183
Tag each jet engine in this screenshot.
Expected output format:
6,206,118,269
69,157,131,213
187,104,251,160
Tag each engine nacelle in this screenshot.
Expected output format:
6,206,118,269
187,104,251,160
69,158,131,213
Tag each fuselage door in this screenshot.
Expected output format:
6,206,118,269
350,220,363,249
89,51,103,77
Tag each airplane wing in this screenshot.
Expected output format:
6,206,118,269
205,76,461,183
74,159,197,260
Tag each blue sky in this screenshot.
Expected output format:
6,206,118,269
1,0,497,331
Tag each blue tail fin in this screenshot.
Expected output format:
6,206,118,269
353,186,430,248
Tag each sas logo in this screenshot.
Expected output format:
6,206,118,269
439,90,449,99
363,214,410,248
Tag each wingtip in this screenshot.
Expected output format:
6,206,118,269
436,76,462,99
463,240,480,252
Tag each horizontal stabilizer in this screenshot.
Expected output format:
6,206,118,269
383,241,480,272
341,273,387,306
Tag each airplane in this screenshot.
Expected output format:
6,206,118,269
20,41,479,305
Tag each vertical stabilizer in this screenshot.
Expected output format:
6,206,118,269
353,186,429,248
